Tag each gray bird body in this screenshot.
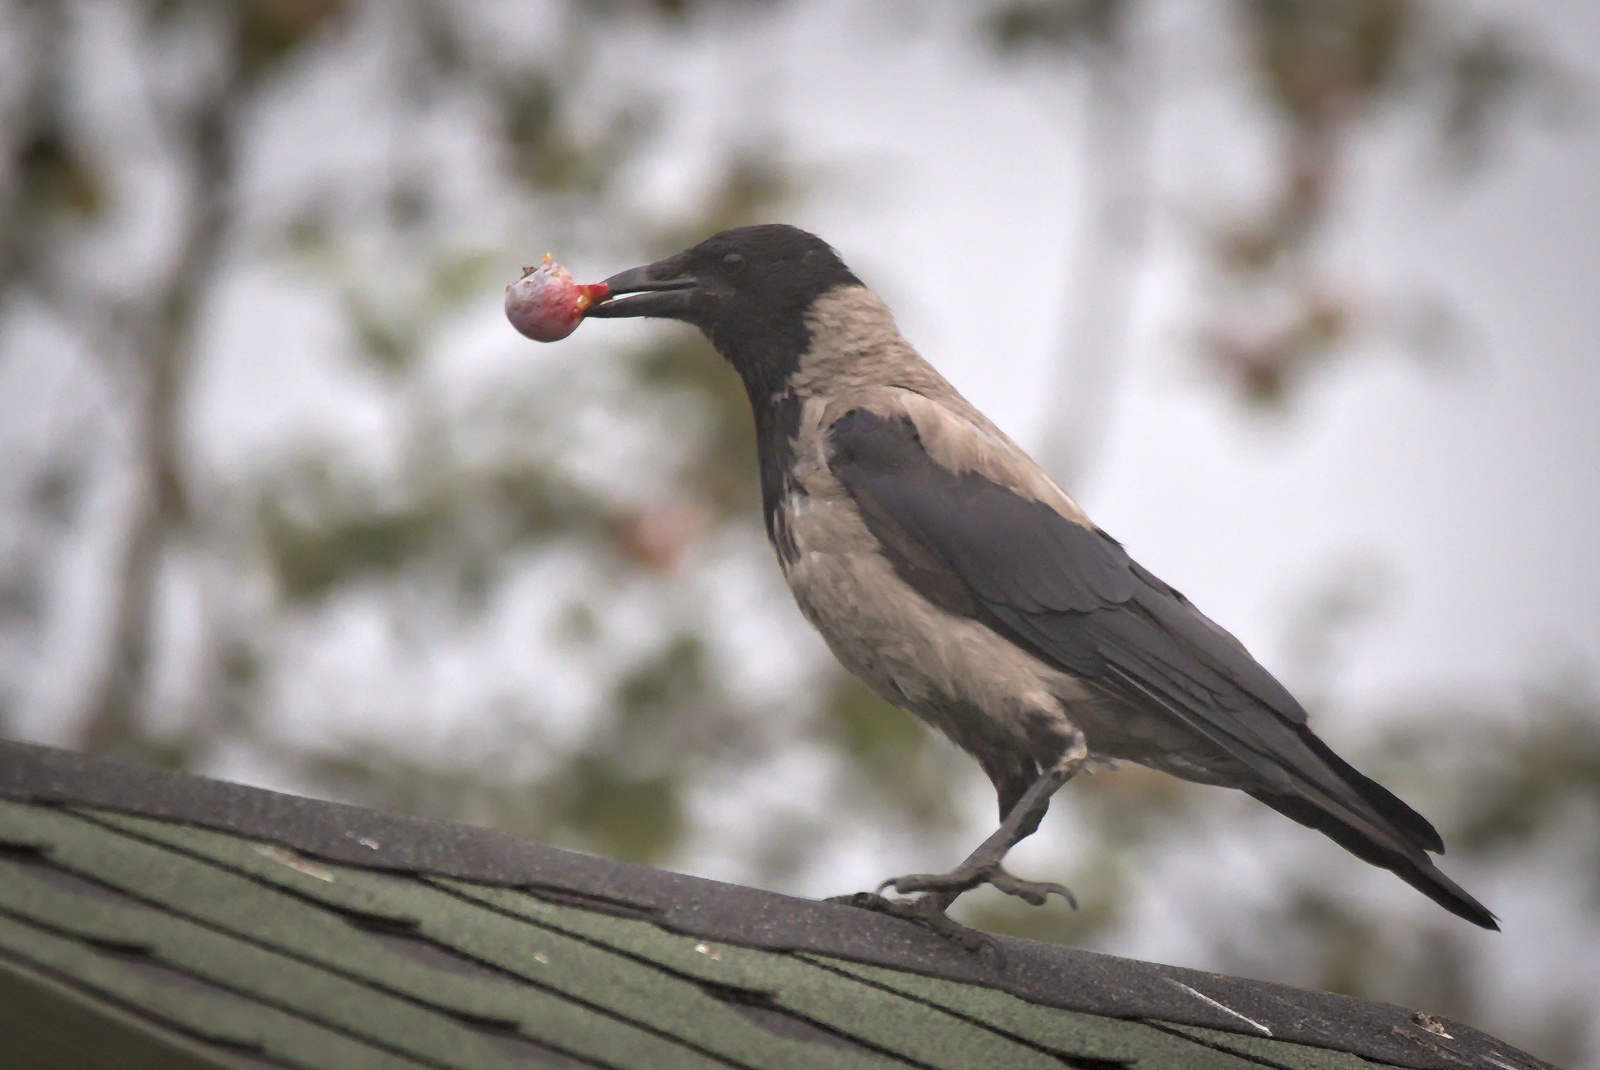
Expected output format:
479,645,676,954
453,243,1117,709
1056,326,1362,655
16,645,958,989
781,291,1090,773
778,288,1151,794
585,224,1497,932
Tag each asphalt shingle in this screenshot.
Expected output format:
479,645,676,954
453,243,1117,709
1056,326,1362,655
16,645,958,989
0,740,1558,1070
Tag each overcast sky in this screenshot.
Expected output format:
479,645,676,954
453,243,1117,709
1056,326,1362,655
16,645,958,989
5,0,1591,798
3,5,1596,1057
721,4,1600,1034
674,0,1600,726
155,0,1598,738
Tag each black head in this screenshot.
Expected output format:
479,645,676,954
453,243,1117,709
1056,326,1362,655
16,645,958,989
587,224,861,399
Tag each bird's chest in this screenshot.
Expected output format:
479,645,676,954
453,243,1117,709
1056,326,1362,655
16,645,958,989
771,483,1074,734
775,485,913,682
791,492,966,724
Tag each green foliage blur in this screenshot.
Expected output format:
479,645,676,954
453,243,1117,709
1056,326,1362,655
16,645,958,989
0,1,1593,1067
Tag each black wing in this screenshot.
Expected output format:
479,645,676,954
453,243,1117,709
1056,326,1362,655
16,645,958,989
828,408,1496,928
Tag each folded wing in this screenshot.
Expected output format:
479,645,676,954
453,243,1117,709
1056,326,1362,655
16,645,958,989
827,407,1496,929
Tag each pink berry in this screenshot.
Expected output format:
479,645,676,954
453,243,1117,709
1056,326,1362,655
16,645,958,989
505,255,610,342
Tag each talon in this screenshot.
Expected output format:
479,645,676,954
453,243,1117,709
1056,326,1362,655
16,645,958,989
878,873,930,896
827,890,923,923
988,868,1078,910
829,888,1004,962
877,865,994,899
825,891,878,907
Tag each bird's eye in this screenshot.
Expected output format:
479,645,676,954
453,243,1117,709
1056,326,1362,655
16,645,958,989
722,252,744,267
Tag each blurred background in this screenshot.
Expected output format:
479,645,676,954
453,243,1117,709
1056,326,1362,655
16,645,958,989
1,0,1597,1064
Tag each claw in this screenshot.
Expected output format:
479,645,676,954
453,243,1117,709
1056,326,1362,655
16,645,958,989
878,874,942,896
825,891,921,921
878,869,984,898
987,869,1078,910
875,863,1075,910
829,890,1004,964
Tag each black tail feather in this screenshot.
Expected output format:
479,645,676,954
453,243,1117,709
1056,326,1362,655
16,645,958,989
1291,726,1445,854
1248,789,1499,931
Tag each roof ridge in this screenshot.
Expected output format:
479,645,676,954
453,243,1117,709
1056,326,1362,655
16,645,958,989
0,738,1553,1070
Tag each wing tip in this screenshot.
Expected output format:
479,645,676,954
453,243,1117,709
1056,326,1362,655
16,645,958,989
1249,789,1498,930
1426,868,1500,931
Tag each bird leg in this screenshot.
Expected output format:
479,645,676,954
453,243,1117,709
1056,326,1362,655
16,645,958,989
827,730,1086,960
879,728,1088,910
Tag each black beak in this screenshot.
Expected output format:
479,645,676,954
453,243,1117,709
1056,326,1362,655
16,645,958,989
586,257,700,320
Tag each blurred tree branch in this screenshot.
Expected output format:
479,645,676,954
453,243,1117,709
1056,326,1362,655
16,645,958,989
0,3,1593,1064
81,23,241,760
1200,0,1578,407
987,0,1580,440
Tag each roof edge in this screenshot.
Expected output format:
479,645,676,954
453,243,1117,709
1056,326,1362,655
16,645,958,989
0,738,1553,1070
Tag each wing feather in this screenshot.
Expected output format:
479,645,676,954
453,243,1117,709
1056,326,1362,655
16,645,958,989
827,408,1441,847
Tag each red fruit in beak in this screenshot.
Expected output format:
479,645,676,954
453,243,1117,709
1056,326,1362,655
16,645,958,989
505,255,611,342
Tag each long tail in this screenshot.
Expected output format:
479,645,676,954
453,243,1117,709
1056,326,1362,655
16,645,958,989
1249,751,1498,930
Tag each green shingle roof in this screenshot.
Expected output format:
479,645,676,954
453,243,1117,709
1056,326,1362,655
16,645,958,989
0,740,1552,1070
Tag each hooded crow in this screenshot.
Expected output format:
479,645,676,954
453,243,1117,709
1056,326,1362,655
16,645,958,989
587,223,1498,935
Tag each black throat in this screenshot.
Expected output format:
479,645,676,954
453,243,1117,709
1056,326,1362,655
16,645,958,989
672,224,862,562
710,318,810,564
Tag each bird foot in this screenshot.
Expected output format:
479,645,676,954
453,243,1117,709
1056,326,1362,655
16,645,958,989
878,864,1077,910
825,891,1002,962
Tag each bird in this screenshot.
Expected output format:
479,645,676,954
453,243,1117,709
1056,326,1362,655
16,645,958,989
584,222,1498,937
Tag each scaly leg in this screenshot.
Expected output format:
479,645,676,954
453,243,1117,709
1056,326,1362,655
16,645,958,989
882,728,1088,909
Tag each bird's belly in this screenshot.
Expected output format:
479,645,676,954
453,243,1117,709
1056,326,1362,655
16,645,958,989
778,492,1095,763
